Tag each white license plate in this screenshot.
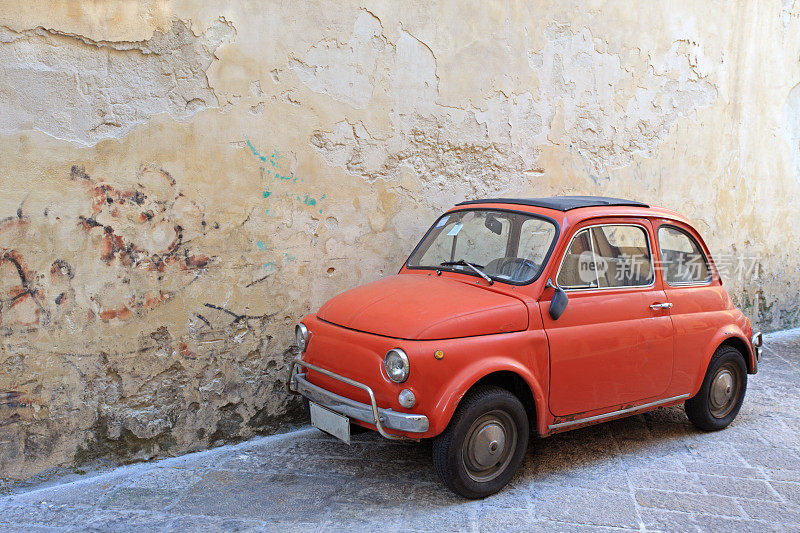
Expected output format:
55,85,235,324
309,401,351,444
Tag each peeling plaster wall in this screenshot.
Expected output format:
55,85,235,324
0,19,234,145
1,0,799,482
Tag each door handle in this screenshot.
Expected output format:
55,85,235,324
649,302,673,310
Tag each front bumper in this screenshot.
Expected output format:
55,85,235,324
287,357,429,440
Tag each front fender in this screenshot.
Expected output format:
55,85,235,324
427,356,547,436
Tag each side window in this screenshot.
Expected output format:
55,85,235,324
557,225,654,289
591,225,654,287
556,229,596,288
657,226,711,285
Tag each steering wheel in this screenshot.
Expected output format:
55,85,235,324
484,257,539,281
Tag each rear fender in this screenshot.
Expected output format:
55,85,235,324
691,326,755,395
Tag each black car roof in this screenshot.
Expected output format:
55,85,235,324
456,196,649,212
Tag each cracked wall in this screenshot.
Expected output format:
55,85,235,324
1,1,799,483
0,19,234,145
785,82,800,184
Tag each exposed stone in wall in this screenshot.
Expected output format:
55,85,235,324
0,160,299,483
0,19,234,145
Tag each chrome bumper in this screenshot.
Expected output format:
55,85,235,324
752,331,763,368
287,357,429,440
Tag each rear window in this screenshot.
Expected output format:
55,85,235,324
657,226,711,285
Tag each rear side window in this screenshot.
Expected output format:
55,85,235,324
557,225,654,289
657,226,711,285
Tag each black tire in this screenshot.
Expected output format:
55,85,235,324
432,386,529,499
685,345,747,431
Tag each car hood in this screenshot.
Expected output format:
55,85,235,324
317,274,528,340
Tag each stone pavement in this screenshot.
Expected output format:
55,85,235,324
2,330,800,532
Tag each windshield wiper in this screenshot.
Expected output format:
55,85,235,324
440,260,493,285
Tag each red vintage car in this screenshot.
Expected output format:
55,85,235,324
287,196,762,498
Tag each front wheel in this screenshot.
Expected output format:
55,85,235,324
685,345,747,431
432,386,529,498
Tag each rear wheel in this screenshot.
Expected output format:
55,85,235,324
432,386,528,498
685,346,747,431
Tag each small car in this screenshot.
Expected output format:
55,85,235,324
287,196,762,498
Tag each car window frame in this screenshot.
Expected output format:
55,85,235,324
555,222,656,292
403,207,561,286
656,223,713,287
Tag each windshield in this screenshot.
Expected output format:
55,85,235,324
407,209,557,283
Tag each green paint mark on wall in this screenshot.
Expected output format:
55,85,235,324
246,139,268,163
247,137,324,214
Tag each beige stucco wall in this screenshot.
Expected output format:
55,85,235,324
1,0,798,482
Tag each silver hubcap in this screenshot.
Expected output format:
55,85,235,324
709,363,740,418
462,411,517,482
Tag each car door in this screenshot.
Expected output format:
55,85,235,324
655,222,727,393
540,219,675,417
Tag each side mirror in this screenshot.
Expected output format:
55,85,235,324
546,278,569,320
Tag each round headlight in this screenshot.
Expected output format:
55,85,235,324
295,323,308,352
384,348,410,383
